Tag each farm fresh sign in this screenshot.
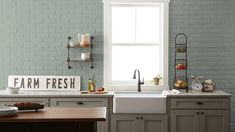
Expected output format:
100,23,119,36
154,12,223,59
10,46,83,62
8,76,80,90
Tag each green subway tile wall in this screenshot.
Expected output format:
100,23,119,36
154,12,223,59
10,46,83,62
0,0,234,131
0,0,103,89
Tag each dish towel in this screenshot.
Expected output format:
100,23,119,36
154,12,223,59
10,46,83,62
161,89,181,96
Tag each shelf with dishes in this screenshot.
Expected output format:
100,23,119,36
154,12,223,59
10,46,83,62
66,35,94,69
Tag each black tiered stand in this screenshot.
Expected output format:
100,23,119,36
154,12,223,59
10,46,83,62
174,33,188,92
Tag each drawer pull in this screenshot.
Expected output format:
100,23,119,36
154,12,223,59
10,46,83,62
77,101,84,105
140,117,143,120
201,112,204,115
136,117,139,120
196,102,204,105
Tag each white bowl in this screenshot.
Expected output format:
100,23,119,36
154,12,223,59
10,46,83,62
7,87,20,94
0,106,18,117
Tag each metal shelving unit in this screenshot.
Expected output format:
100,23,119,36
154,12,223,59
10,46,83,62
66,36,94,69
174,33,188,92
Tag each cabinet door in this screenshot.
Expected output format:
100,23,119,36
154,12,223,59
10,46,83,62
171,110,199,132
111,114,138,132
0,98,49,106
200,110,229,132
140,115,167,132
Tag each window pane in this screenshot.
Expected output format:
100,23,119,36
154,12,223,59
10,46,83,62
112,7,135,43
112,46,160,81
136,7,160,43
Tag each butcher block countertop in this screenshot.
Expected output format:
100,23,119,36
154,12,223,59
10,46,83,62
0,107,106,122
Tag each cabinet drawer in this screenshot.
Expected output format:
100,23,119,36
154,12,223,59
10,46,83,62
170,98,229,109
50,98,108,107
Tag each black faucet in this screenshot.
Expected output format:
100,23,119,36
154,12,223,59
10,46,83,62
133,69,144,92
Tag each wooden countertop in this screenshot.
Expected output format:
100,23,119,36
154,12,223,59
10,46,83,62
0,107,106,123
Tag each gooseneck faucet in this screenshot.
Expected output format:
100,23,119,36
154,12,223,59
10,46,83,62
133,69,144,92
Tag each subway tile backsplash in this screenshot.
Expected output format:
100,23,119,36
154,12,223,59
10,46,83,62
0,0,235,131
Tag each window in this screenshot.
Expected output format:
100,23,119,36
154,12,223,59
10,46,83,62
103,0,170,91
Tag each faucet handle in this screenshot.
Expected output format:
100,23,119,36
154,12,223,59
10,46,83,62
141,78,144,84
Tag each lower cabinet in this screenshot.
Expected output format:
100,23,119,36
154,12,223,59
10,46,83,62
171,110,228,132
200,110,228,132
50,98,109,132
169,97,230,132
171,110,198,132
111,114,167,132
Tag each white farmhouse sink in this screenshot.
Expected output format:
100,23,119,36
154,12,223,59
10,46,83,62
113,91,166,113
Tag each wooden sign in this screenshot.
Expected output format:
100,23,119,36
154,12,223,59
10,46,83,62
8,75,80,90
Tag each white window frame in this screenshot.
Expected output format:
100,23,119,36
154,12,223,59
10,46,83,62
103,0,170,91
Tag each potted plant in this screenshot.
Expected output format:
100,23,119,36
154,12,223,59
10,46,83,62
91,75,96,91
152,75,162,85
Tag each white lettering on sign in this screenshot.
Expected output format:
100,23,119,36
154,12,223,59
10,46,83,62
8,76,80,90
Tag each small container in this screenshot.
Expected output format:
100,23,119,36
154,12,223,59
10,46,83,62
7,87,20,94
79,34,91,47
85,34,91,45
202,82,215,92
81,52,90,61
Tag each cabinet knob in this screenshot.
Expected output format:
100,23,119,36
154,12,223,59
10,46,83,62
201,112,204,115
196,102,204,105
197,112,200,115
136,117,139,120
77,101,84,105
140,117,143,120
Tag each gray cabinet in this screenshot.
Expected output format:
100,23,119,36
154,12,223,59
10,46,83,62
169,97,229,132
171,110,198,132
200,110,228,132
50,98,109,132
140,115,168,132
111,115,137,132
111,114,167,132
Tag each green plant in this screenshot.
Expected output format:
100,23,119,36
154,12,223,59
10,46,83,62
151,75,162,85
91,75,96,84
154,75,162,79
